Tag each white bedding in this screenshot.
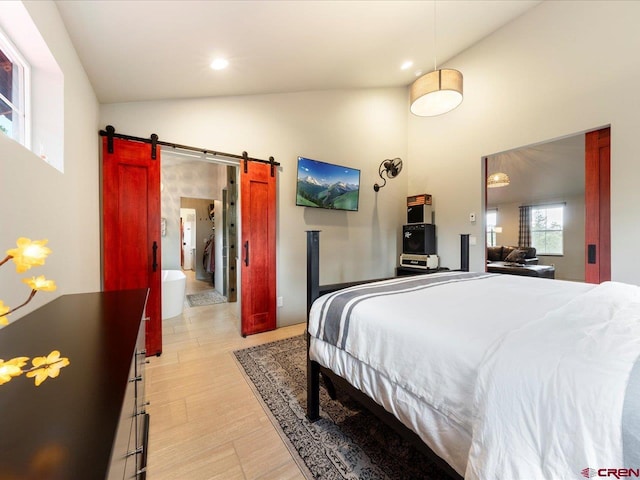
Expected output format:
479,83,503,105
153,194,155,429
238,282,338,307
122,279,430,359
307,272,640,477
310,338,475,473
466,281,640,479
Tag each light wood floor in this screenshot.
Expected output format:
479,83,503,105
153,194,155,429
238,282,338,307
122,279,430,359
146,270,307,479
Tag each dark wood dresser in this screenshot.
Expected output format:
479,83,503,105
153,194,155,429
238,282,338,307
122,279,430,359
0,289,149,479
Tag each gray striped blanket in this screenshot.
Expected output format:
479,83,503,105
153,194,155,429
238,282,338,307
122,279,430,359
312,271,493,350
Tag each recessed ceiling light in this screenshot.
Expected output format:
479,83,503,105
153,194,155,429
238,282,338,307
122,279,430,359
210,58,229,70
401,60,413,70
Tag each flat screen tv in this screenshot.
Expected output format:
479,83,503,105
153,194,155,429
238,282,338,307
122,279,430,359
296,156,360,211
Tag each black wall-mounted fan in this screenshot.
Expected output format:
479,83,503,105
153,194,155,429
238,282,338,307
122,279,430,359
373,157,403,192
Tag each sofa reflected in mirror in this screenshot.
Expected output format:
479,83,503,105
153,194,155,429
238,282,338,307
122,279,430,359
487,245,555,279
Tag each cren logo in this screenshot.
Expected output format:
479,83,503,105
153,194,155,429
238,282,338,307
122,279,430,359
583,468,640,478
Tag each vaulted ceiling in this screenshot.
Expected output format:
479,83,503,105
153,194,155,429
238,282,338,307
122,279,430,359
54,0,541,104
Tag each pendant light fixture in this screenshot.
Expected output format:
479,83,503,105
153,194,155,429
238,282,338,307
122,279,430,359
487,172,510,188
410,1,463,116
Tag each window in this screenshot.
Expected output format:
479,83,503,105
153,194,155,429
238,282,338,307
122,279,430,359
0,29,29,147
0,1,64,171
531,204,563,255
486,209,498,246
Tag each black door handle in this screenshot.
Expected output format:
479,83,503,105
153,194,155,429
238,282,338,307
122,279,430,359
152,241,158,272
588,244,596,264
244,241,249,267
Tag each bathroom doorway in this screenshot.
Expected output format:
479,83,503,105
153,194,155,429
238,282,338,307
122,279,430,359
180,207,197,271
161,150,237,305
180,199,214,284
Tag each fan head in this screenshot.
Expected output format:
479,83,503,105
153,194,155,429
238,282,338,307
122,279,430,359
373,157,403,192
382,158,403,178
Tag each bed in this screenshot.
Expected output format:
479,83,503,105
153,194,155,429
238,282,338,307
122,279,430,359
305,231,640,479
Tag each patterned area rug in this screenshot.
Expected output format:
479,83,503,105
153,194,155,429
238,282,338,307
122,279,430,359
233,335,454,480
186,290,226,307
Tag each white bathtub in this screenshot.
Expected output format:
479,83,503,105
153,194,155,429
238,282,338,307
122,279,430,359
161,270,186,320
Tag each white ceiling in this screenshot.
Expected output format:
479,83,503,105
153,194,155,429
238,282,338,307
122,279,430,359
54,0,541,104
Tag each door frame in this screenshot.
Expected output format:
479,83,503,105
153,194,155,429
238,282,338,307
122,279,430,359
483,127,611,282
584,127,611,283
99,127,279,337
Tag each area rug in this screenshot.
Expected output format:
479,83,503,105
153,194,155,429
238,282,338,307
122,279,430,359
186,290,226,307
233,335,454,480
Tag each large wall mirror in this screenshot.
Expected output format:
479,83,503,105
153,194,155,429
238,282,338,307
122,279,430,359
485,134,586,282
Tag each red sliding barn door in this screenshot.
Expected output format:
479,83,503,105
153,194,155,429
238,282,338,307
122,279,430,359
240,160,277,336
102,137,162,355
585,127,611,284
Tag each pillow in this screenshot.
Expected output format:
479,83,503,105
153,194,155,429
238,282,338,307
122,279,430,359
501,246,515,260
504,248,528,263
487,246,503,262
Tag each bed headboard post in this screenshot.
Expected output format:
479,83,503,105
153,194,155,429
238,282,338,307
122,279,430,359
306,230,321,318
460,234,470,272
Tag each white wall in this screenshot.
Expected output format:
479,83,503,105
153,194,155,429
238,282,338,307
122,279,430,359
0,1,100,319
408,0,640,285
101,88,408,326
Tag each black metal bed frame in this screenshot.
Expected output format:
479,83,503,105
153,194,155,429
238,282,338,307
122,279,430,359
305,230,464,479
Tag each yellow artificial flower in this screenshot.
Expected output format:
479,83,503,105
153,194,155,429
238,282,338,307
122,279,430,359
26,350,70,386
0,357,29,385
0,300,9,325
6,238,52,273
22,275,57,292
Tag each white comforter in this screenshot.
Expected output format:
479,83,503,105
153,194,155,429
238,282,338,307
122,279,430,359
308,273,640,478
466,281,640,480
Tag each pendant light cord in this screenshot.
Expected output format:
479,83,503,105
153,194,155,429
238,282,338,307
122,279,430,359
433,0,437,72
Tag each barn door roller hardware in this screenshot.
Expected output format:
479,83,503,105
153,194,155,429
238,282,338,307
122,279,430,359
99,126,280,169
